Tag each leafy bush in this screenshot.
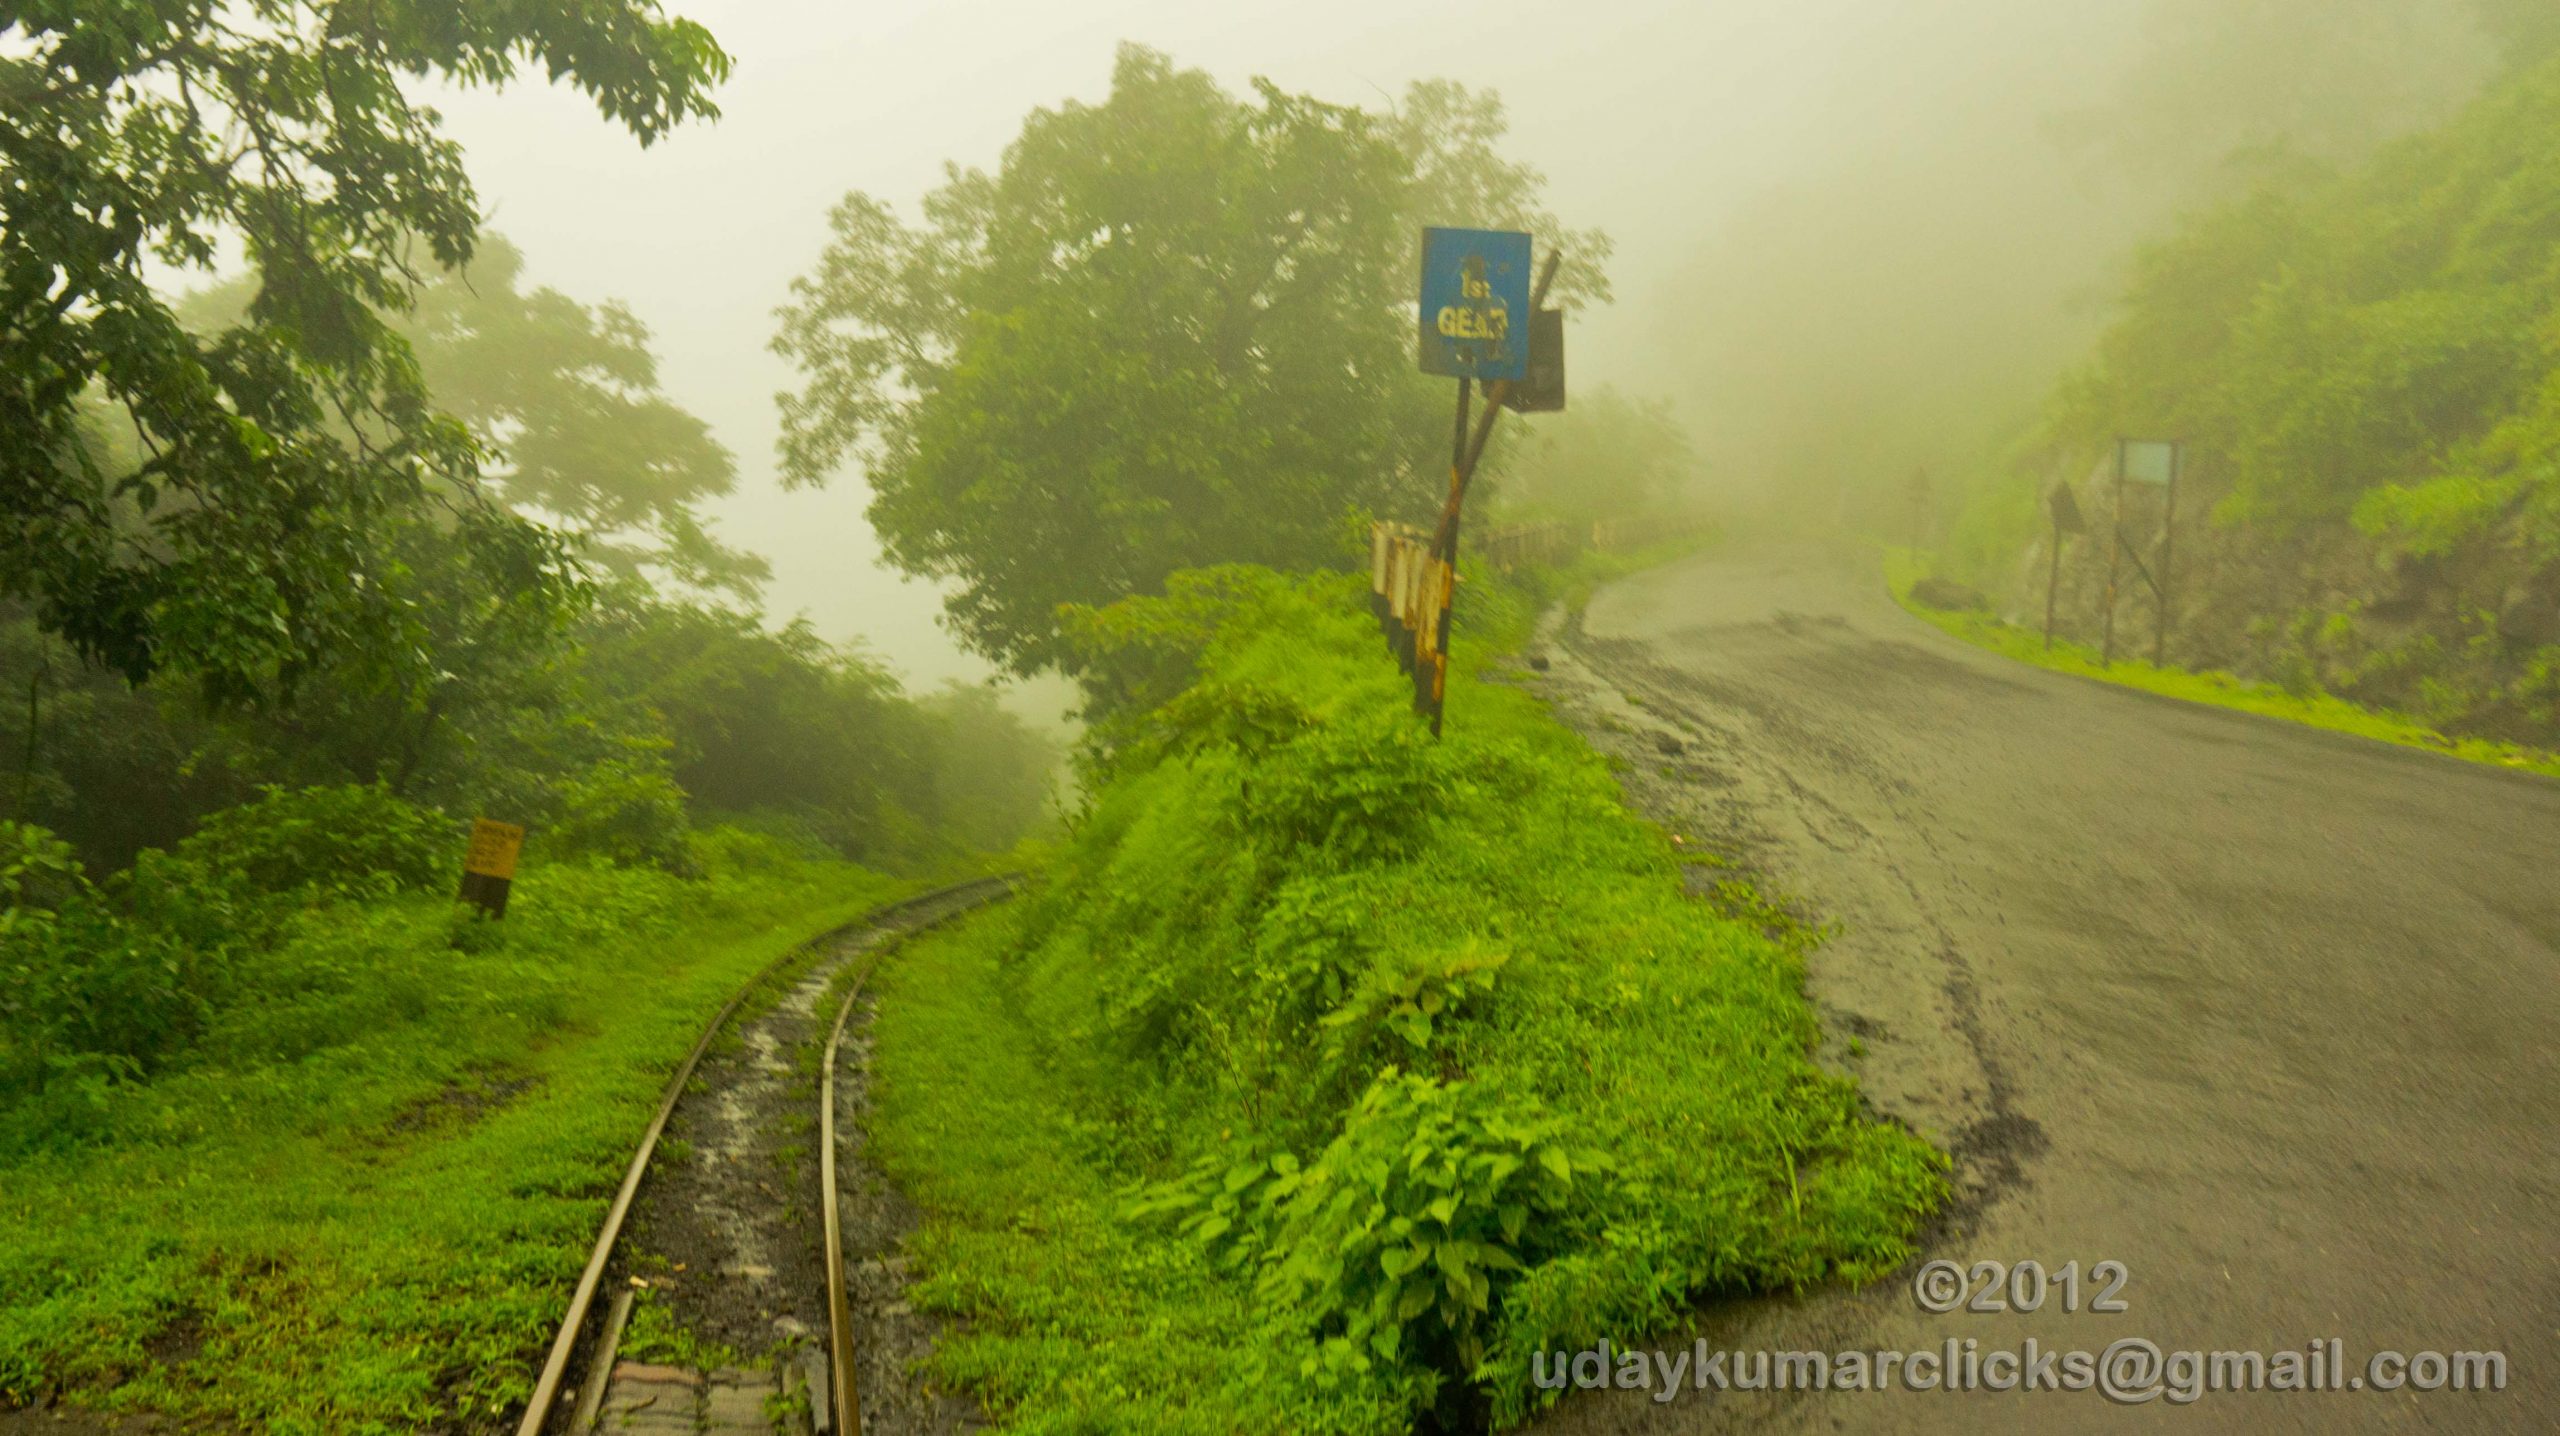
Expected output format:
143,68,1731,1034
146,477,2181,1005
1,824,215,1098
173,783,454,901
1258,1072,1611,1384
871,566,1945,1430
546,747,694,872
0,835,899,1425
1234,703,1438,865
0,823,84,912
3,787,457,1102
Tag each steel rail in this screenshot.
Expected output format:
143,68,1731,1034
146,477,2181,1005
818,872,1017,1433
819,959,871,1433
514,875,1016,1436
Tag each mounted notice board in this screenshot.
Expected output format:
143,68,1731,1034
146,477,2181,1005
1418,227,1532,382
2121,439,2179,486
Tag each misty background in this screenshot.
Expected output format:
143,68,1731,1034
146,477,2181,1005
424,0,2504,698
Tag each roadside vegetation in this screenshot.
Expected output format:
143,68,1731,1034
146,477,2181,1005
866,561,1945,1433
1884,549,2560,779
1929,39,2560,757
0,811,923,1429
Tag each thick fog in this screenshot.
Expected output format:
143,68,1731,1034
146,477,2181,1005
428,0,2500,687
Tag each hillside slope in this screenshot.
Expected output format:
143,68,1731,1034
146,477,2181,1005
1961,49,2560,744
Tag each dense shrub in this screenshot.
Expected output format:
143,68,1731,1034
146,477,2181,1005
871,567,1944,1430
544,748,694,872
171,784,455,900
0,784,461,1104
0,822,83,911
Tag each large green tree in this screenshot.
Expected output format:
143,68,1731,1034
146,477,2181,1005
0,1,729,704
774,45,1606,673
182,235,764,599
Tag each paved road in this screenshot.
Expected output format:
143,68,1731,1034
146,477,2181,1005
1526,543,2560,1433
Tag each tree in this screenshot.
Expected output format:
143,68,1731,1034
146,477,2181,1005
183,236,764,600
916,681,1058,852
0,1,730,704
774,44,1606,674
1497,385,1698,525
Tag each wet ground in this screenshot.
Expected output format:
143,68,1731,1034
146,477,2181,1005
1521,543,2560,1434
594,884,1000,1435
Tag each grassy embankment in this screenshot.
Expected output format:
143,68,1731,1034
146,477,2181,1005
863,553,1946,1433
0,835,935,1432
1881,548,2560,780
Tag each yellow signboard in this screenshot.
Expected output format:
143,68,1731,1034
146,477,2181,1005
464,819,525,881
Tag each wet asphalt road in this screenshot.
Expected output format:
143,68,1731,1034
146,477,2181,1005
1526,543,2560,1434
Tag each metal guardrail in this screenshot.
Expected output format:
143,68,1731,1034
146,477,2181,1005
1370,522,1452,721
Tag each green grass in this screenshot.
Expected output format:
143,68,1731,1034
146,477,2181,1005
864,562,1945,1433
1882,547,2560,780
0,839,922,1432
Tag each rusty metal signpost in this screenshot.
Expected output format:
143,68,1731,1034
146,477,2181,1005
1379,227,1564,735
2043,480,2085,650
2099,438,2182,668
457,817,525,919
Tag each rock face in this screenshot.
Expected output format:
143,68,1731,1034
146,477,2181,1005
1908,576,1989,613
2002,473,2560,746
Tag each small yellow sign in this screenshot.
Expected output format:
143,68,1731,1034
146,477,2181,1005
464,819,526,880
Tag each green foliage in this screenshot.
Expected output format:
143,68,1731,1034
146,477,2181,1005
1257,1072,1608,1383
0,0,728,703
1,585,1059,882
775,45,1607,673
541,746,694,872
563,600,1054,865
0,843,903,1427
0,821,84,912
1318,942,1508,1066
1997,47,2560,742
179,237,765,602
171,784,454,901
0,785,458,1099
1061,564,1316,734
869,567,1944,1431
918,681,1062,854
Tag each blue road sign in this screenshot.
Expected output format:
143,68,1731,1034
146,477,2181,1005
1418,227,1532,382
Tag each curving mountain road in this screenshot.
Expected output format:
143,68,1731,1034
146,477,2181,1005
1524,543,2559,1433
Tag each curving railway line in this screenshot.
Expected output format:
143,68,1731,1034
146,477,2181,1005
511,876,1015,1436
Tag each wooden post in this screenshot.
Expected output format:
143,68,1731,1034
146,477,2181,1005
2043,514,2064,652
2101,440,2126,668
2153,446,2180,667
1424,248,1563,737
1426,380,1472,731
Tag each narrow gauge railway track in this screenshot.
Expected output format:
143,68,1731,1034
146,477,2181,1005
513,875,1016,1436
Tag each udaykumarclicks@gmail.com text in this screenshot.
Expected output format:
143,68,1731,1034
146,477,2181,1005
1531,1338,2508,1405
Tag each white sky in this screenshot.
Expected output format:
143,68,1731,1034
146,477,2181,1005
429,0,2141,690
